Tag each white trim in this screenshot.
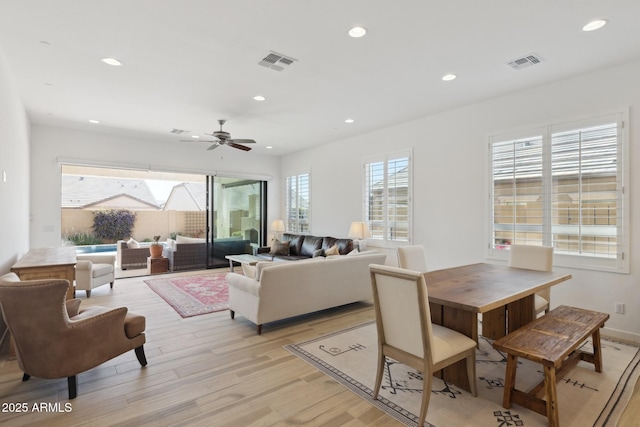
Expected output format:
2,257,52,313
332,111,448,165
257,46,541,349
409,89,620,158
56,157,273,181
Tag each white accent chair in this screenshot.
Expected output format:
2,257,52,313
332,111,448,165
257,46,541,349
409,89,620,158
369,264,477,426
508,244,553,315
396,245,428,272
75,254,116,297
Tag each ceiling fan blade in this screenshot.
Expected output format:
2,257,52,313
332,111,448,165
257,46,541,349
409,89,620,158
207,143,220,151
227,142,252,151
227,138,256,144
180,139,216,143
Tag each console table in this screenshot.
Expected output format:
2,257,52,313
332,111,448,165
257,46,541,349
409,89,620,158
11,246,77,300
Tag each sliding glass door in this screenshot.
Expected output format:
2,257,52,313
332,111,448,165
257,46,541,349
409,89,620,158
206,176,267,268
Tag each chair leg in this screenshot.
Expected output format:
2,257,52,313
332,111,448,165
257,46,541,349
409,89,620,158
257,324,263,335
68,375,77,399
86,290,91,298
466,351,478,397
419,371,433,427
135,345,148,367
230,310,235,319
110,282,114,289
22,373,30,382
372,354,385,399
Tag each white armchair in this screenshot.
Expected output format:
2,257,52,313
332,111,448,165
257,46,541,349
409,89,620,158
75,254,116,297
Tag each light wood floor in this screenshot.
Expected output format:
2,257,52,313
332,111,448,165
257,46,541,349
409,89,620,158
1,269,638,426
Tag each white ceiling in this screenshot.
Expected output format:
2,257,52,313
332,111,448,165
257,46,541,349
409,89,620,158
1,1,640,156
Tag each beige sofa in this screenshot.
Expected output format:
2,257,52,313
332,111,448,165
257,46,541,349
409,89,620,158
226,250,387,334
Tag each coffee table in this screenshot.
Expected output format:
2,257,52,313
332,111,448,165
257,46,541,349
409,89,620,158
225,254,265,272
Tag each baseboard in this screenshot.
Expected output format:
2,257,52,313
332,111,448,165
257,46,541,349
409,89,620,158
602,326,640,346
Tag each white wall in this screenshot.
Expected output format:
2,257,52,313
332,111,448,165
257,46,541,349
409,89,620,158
282,60,640,342
0,48,30,273
29,125,281,248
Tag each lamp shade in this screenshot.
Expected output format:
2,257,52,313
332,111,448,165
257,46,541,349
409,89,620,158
348,221,370,239
271,219,285,232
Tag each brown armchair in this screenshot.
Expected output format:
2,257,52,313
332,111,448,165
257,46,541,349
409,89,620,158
0,273,148,399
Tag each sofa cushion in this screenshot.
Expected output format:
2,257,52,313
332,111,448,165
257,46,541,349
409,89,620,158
270,239,290,256
176,235,206,244
300,235,323,257
241,263,256,279
283,233,304,256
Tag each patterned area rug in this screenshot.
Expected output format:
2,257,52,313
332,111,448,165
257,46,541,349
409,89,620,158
144,272,231,317
285,321,640,427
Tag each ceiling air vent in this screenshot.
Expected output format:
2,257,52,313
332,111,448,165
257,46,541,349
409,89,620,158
170,128,190,135
258,51,298,72
506,53,542,70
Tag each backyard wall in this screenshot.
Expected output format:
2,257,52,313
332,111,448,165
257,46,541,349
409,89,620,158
61,209,204,243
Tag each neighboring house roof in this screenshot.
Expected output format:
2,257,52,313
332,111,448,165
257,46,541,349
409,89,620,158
83,194,160,211
62,175,159,209
163,182,206,211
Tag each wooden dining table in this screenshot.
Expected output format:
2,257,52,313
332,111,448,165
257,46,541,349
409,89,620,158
424,263,572,392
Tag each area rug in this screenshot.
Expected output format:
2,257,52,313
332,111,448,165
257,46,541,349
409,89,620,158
144,272,232,317
285,322,640,427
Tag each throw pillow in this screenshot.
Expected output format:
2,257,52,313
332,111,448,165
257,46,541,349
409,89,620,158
270,239,290,256
325,244,340,256
241,263,256,279
255,262,272,280
313,248,325,258
127,238,140,249
347,248,360,256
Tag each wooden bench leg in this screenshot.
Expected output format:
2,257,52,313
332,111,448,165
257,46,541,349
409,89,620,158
503,354,518,408
544,366,559,427
592,328,603,373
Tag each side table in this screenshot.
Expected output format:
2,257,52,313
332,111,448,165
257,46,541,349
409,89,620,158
147,257,169,275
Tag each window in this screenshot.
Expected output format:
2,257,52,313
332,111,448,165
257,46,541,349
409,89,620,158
490,113,628,272
285,172,310,233
364,152,412,245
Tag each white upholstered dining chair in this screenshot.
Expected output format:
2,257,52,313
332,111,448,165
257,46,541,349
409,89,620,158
396,245,428,272
508,244,553,315
369,264,477,426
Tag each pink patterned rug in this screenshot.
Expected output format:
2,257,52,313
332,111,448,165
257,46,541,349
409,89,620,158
144,272,232,317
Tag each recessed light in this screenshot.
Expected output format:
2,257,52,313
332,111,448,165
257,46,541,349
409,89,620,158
101,57,123,66
582,19,608,32
253,95,266,101
442,74,457,81
266,146,273,149
348,26,367,38
345,118,355,124
89,119,100,124
191,135,200,139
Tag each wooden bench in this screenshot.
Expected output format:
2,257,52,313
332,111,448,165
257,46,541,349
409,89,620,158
492,305,609,427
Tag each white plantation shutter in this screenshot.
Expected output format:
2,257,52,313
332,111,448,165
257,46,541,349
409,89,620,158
489,113,627,272
364,152,411,243
551,121,620,258
286,172,310,233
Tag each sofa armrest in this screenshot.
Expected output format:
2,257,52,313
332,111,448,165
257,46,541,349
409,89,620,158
226,273,260,297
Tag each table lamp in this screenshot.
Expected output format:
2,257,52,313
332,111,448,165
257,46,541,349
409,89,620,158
271,219,285,241
348,221,370,251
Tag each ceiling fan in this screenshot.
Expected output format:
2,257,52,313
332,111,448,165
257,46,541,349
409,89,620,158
183,119,256,151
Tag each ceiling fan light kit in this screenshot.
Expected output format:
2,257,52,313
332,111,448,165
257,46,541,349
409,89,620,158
181,119,256,152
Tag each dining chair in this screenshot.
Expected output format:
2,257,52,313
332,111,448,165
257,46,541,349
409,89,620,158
396,245,428,272
369,264,477,426
508,244,554,315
